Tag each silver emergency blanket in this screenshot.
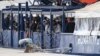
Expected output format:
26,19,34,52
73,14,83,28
72,17,100,53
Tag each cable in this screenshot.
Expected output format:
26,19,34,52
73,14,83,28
29,0,33,5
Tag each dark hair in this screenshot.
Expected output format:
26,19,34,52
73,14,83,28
70,17,75,21
69,43,73,47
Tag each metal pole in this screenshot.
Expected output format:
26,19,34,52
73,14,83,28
18,3,21,47
2,12,4,30
29,11,34,42
26,2,29,11
20,3,25,40
50,9,53,48
25,2,29,37
1,11,4,46
25,2,29,21
11,6,13,47
41,12,44,49
20,13,24,39
62,6,65,32
20,11,24,48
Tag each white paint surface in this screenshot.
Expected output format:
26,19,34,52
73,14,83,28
0,48,78,56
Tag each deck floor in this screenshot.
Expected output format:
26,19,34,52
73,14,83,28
0,48,75,56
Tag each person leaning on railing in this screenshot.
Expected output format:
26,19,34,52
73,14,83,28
3,14,11,30
65,17,75,33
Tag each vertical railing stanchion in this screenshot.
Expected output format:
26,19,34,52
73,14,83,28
62,6,65,32
50,9,53,48
11,6,13,48
18,3,21,47
29,11,33,40
1,11,4,46
41,11,44,49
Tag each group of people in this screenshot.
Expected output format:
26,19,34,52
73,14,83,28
40,0,98,6
3,14,75,53
35,0,83,6
3,14,75,33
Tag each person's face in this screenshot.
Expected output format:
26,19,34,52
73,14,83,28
67,18,71,22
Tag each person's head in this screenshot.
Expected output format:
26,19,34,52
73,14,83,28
6,14,10,20
36,14,39,17
69,43,73,48
7,14,10,18
67,17,75,23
